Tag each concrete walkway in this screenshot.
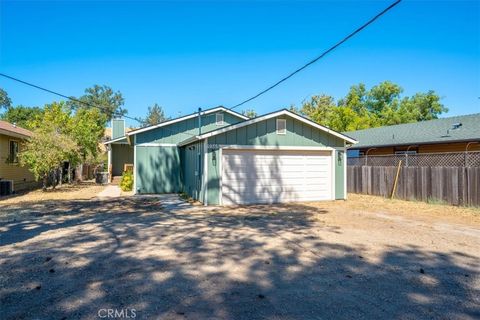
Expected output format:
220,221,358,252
134,193,193,211
96,185,121,198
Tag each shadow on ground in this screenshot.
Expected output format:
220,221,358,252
0,197,478,320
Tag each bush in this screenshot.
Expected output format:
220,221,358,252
120,170,134,191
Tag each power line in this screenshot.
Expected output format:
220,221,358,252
0,72,142,123
0,72,203,138
229,0,402,110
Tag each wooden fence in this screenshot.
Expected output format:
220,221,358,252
347,166,480,207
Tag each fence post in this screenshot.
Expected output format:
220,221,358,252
405,154,408,167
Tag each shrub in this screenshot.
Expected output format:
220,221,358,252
120,170,133,191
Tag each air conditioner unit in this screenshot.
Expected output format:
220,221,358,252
0,180,14,196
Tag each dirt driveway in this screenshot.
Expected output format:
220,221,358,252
0,194,479,320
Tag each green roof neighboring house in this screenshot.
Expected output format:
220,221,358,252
344,113,480,151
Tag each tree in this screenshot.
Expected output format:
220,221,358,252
297,81,447,132
0,88,12,109
19,130,78,190
299,95,336,127
399,91,448,122
242,109,257,118
139,103,168,127
70,107,105,163
70,85,126,125
0,105,44,129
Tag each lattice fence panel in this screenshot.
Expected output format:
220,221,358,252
348,152,480,168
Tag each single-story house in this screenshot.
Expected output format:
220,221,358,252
105,106,357,205
344,113,480,156
0,120,37,193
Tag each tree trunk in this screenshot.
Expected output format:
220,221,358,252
76,164,83,182
68,162,71,184
52,170,56,190
42,174,48,191
58,166,63,187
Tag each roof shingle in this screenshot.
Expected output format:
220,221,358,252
344,113,480,149
0,120,33,138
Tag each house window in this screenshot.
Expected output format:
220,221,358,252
276,119,286,134
216,113,224,125
9,140,19,163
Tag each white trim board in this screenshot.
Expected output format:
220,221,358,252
126,107,249,136
218,145,335,151
135,143,177,147
203,138,208,206
179,109,358,146
103,136,129,145
133,135,137,194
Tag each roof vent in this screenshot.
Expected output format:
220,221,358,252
451,123,462,130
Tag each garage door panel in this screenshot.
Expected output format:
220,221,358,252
222,149,332,205
223,171,328,181
223,177,330,186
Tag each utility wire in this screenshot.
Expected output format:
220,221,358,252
0,72,142,123
229,0,402,110
0,72,202,137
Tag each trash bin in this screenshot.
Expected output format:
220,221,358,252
95,172,109,185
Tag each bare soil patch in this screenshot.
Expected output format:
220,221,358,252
0,194,478,320
0,181,105,205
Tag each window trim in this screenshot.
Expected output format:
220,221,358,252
8,140,19,164
276,119,286,135
215,113,224,126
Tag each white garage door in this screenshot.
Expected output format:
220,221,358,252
222,149,333,205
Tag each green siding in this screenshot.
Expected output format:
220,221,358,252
206,146,221,205
112,119,125,139
136,112,244,145
180,141,204,201
208,115,344,147
202,115,346,205
135,146,182,194
111,144,134,176
335,149,346,199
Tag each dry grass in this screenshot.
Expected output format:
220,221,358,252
307,193,480,226
0,181,106,206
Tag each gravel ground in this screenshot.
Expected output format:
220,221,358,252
0,194,479,320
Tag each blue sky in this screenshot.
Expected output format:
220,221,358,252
1,0,479,127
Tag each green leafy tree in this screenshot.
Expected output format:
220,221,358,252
70,85,126,125
0,88,12,109
140,103,168,127
70,107,105,163
242,109,257,118
0,105,44,129
19,130,79,190
298,81,446,132
399,91,448,122
30,101,72,132
300,94,336,127
366,81,403,116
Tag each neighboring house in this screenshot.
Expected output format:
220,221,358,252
106,106,357,205
345,113,480,156
0,120,36,192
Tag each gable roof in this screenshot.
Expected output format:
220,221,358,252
178,109,358,146
344,113,480,149
0,120,33,139
126,106,249,136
